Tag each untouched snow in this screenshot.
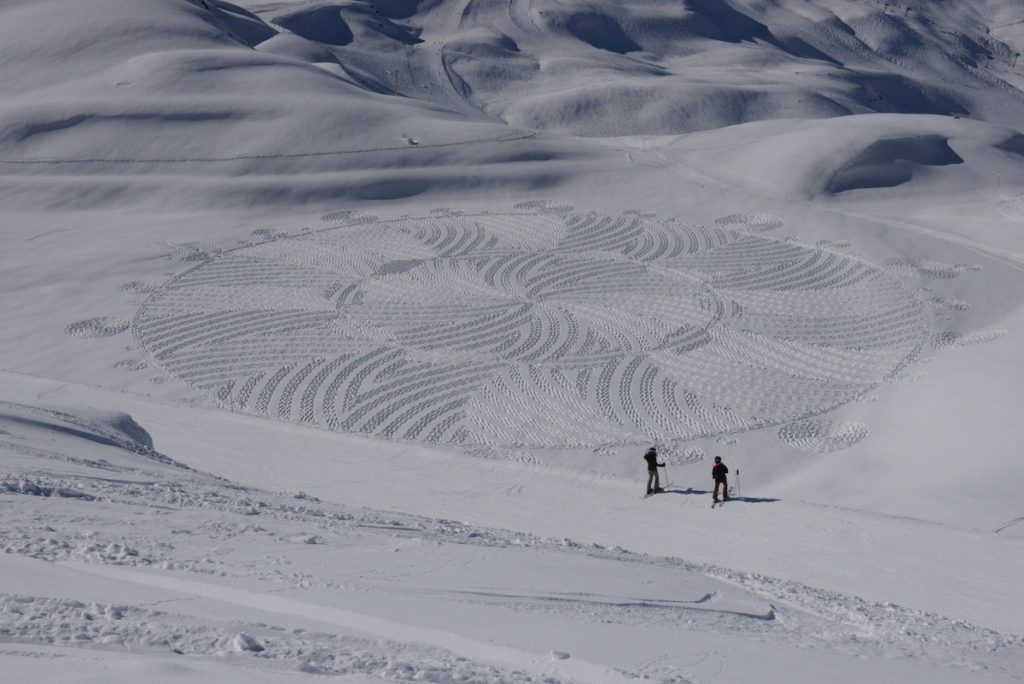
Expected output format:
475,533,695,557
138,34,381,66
3,0,1024,681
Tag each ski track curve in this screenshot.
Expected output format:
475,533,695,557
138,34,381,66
61,561,637,684
816,206,1024,273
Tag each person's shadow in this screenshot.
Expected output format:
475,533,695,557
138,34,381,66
664,487,779,503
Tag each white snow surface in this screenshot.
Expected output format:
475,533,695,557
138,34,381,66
3,0,1024,682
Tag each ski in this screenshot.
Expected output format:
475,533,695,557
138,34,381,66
641,484,672,499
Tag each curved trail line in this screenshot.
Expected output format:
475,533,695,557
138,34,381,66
133,210,931,450
820,206,1024,273
62,561,635,684
0,131,535,166
994,516,1024,534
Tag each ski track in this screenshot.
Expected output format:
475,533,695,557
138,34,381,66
61,562,636,684
817,206,1024,273
995,516,1024,534
0,131,537,166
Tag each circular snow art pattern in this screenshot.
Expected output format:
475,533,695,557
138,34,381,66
134,212,930,448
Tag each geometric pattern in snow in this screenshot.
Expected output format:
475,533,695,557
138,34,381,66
714,213,784,232
778,420,870,453
66,317,131,338
134,212,931,448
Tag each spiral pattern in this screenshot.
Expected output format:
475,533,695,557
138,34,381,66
133,211,930,448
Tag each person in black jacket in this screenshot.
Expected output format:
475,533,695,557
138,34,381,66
644,446,665,495
712,456,729,503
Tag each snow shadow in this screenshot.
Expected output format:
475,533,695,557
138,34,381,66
664,488,780,504
208,1,277,46
0,413,137,451
444,589,777,621
274,5,354,46
828,135,963,193
564,13,641,54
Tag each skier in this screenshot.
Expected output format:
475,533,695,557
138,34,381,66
644,446,665,495
712,456,729,503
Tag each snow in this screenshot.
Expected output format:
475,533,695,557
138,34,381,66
3,0,1024,681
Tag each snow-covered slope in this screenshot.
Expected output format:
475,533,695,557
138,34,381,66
3,377,1023,683
239,0,1024,136
0,0,601,214
3,0,1024,681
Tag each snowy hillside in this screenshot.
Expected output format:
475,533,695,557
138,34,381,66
2,0,1024,682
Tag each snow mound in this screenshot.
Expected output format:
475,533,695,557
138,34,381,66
672,114,1024,199
230,632,265,653
206,0,277,46
254,32,339,64
0,401,174,465
827,135,964,193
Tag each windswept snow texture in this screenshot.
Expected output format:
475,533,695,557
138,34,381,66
134,211,929,448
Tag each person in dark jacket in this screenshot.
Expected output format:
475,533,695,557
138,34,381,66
712,456,729,503
644,446,665,495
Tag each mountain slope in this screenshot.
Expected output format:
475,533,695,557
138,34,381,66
2,1,1024,682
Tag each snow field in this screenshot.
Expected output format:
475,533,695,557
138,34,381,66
3,0,1024,680
2,399,1022,682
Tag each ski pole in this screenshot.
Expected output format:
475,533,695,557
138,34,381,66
735,468,740,498
659,463,667,490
